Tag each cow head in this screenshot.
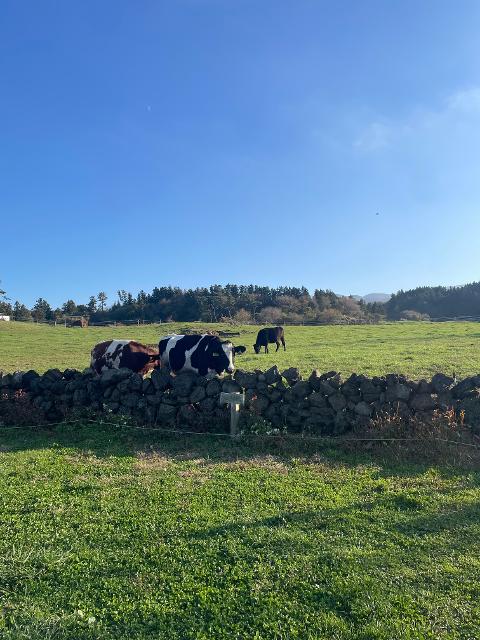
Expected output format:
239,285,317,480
253,344,261,354
214,341,246,374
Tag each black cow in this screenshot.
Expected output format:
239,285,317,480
159,334,246,375
253,326,286,354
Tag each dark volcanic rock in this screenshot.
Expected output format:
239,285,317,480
264,365,282,386
190,386,206,404
292,381,311,398
172,372,197,397
206,379,222,397
151,368,172,391
410,393,438,411
282,367,301,386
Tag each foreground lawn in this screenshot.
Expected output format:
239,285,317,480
2,320,480,378
0,423,479,639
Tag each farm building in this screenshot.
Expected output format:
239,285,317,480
0,315,10,321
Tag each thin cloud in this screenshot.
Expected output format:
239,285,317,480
354,86,480,152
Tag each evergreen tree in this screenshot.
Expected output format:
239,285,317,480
13,301,32,321
32,298,53,322
97,292,108,311
87,296,97,314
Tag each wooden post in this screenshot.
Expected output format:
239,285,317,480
220,391,245,438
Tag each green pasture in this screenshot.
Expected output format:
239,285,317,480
0,423,479,639
1,320,480,379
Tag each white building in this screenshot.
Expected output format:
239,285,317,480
0,315,10,321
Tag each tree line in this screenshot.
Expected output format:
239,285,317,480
0,284,385,324
2,280,480,325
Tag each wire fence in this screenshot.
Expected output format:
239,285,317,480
1,417,479,449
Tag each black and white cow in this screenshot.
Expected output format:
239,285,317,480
91,340,159,376
253,326,286,354
158,334,246,376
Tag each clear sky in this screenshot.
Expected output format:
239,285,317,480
1,0,480,307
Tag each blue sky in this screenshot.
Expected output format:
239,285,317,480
1,1,480,307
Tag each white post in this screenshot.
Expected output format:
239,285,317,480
220,391,245,437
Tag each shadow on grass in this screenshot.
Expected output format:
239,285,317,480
1,420,479,474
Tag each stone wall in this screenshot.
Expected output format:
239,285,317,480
1,366,480,433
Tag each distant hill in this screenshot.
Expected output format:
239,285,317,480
362,293,391,303
349,293,391,303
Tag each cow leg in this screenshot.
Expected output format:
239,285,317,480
265,345,268,354
282,337,286,351
275,341,280,352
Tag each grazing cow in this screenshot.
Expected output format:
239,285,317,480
159,334,246,376
253,326,286,354
91,340,159,376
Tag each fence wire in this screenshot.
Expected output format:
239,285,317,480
1,418,479,449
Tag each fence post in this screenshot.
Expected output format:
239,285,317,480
219,391,245,437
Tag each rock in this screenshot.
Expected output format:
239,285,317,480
0,373,12,388
178,404,198,425
328,393,347,412
410,393,438,411
222,379,242,393
62,368,78,381
385,383,410,403
451,377,477,399
249,394,270,413
417,380,432,394
354,401,373,417
264,365,282,386
151,368,172,391
332,412,349,435
318,381,336,396
291,381,311,398
147,393,163,406
129,373,143,392
308,369,322,389
268,389,283,403
121,392,141,408
117,379,131,393
360,381,382,402
172,372,197,397
43,369,63,381
73,389,87,406
320,370,338,381
157,403,177,424
206,379,222,396
199,397,216,412
144,406,157,424
341,382,361,400
190,386,206,403
308,392,327,408
9,371,24,389
234,370,258,389
142,378,153,394
99,368,131,388
431,373,455,394
281,368,301,386
104,401,120,413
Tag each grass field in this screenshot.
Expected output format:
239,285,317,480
1,423,479,639
1,320,480,379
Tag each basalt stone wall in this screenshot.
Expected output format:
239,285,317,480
1,366,480,433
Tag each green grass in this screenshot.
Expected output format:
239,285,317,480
1,320,480,379
0,423,479,639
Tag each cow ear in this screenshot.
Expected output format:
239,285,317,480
234,346,246,354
